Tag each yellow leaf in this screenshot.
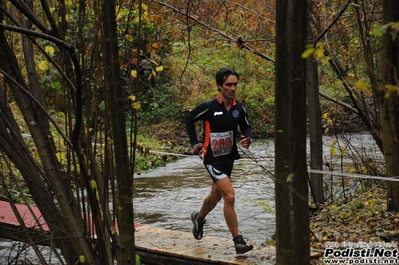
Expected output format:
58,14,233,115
125,34,134,42
354,80,369,92
301,47,315,59
129,95,136,101
340,146,347,156
327,119,333,125
313,48,324,59
131,70,137,77
79,255,86,263
132,102,141,110
361,165,367,174
329,146,337,156
324,128,329,134
347,167,355,173
32,149,39,160
90,180,100,201
320,56,331,65
45,46,55,55
56,152,65,162
65,14,71,23
384,84,399,98
149,59,158,66
148,70,156,79
323,113,330,120
90,180,97,189
143,11,150,21
141,3,149,11
156,65,164,72
38,60,49,71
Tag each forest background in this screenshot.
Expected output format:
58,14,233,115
0,0,399,264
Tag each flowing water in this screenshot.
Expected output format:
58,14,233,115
0,133,382,264
133,138,276,244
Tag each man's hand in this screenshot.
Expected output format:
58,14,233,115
193,143,203,157
239,136,251,149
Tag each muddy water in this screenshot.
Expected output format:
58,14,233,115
133,132,383,244
133,138,276,244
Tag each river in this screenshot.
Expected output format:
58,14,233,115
133,132,383,244
133,138,276,245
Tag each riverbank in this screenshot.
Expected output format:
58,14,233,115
309,186,399,264
139,127,399,264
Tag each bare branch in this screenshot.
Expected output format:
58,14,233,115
0,23,73,51
157,1,275,63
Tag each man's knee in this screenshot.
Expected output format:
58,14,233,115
223,192,235,205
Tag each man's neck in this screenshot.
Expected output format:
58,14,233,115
219,95,233,110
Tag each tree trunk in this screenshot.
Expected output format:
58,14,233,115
101,0,136,264
306,8,325,204
0,26,100,265
378,0,399,211
307,53,325,204
275,0,310,264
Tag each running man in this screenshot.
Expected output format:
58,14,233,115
184,67,254,254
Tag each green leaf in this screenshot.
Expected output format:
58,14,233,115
371,24,390,37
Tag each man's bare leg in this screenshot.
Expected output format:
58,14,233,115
198,182,222,219
213,177,239,238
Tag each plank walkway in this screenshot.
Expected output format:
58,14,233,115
135,225,276,264
0,201,276,264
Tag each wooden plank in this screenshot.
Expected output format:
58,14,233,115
0,201,277,264
135,225,276,265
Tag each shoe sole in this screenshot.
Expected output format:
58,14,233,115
235,244,254,254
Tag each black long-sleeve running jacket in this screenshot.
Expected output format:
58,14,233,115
184,96,252,164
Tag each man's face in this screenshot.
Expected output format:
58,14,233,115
218,75,239,100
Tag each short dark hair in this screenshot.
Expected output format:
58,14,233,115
215,67,239,86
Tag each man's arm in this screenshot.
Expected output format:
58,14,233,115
239,105,252,138
239,105,252,148
184,101,210,146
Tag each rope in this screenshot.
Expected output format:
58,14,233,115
149,150,192,157
149,148,399,183
308,169,399,182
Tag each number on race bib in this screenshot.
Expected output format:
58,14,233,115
210,131,233,157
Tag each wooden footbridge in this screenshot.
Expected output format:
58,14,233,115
0,201,278,264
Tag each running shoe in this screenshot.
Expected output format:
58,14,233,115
233,235,254,254
191,211,206,240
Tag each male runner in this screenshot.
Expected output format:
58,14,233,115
184,67,254,254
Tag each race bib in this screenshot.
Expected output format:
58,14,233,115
210,131,233,157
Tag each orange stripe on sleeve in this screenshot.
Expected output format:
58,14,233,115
203,120,211,158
